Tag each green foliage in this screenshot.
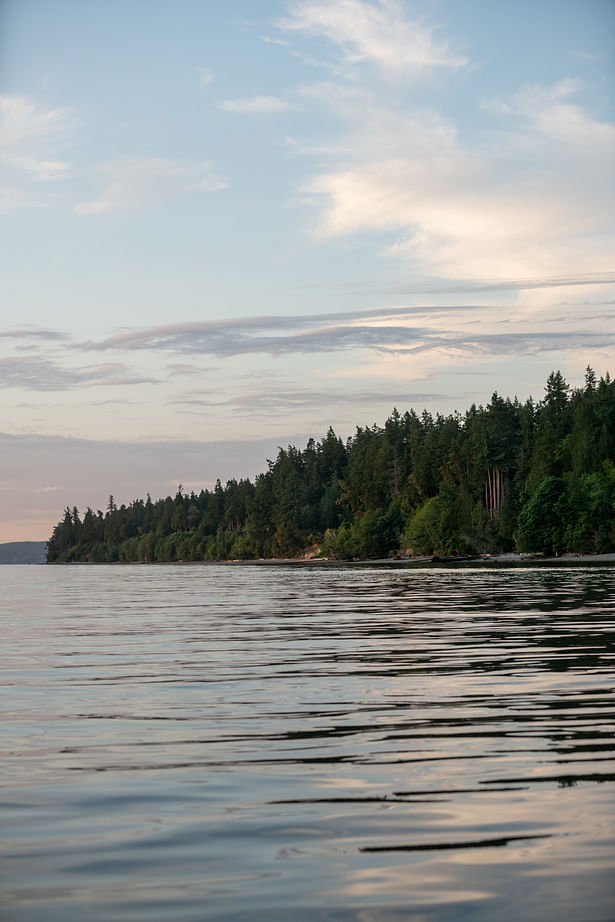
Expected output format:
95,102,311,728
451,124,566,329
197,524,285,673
515,476,566,554
560,464,615,553
46,369,615,563
323,506,403,559
402,496,441,555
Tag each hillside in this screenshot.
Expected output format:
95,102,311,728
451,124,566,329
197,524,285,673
0,542,47,564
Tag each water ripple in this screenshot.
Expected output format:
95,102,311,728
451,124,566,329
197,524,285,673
1,563,614,921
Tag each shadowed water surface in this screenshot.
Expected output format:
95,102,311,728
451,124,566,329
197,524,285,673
1,563,614,921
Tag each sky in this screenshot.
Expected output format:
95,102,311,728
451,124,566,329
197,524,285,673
1,0,614,542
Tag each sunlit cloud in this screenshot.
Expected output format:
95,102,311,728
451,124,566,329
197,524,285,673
278,0,467,79
385,273,615,297
300,80,615,284
78,306,615,361
2,0,613,545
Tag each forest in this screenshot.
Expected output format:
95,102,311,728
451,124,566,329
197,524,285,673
47,369,615,563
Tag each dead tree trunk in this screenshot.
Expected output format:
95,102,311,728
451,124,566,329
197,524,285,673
485,467,504,524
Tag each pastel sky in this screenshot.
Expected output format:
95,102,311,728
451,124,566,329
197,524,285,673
1,0,614,541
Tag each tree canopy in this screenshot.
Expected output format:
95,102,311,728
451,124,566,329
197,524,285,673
47,369,615,563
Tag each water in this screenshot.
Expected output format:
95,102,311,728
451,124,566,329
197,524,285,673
1,563,614,921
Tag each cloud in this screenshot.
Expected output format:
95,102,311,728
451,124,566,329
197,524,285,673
77,299,615,362
385,272,615,297
273,6,614,290
0,95,70,171
168,385,441,415
75,156,227,214
299,79,615,283
278,0,467,79
572,49,599,62
0,95,71,209
0,327,68,342
79,307,463,355
219,95,290,113
81,303,486,350
0,357,157,390
86,319,429,356
198,66,214,87
165,363,209,377
481,77,583,117
260,35,291,48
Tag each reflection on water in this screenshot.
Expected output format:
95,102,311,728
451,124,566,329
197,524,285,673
1,564,614,921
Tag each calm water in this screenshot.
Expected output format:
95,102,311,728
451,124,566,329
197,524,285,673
1,563,614,921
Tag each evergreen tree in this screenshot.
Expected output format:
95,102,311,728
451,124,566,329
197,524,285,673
46,370,615,563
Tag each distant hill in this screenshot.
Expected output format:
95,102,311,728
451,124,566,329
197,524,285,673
0,541,47,564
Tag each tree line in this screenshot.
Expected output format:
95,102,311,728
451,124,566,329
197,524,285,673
47,369,615,563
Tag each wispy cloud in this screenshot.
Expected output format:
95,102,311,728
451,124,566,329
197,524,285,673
260,35,291,48
75,156,227,215
480,77,583,117
0,95,70,175
0,357,157,390
0,95,71,209
278,0,467,79
271,5,614,290
86,320,429,356
299,79,615,283
79,306,471,353
572,49,599,62
385,272,615,297
78,303,615,362
168,385,442,415
165,363,210,378
0,327,69,342
198,66,214,87
219,95,290,113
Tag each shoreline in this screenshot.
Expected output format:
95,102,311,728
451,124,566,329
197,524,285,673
46,552,615,567
223,552,615,567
